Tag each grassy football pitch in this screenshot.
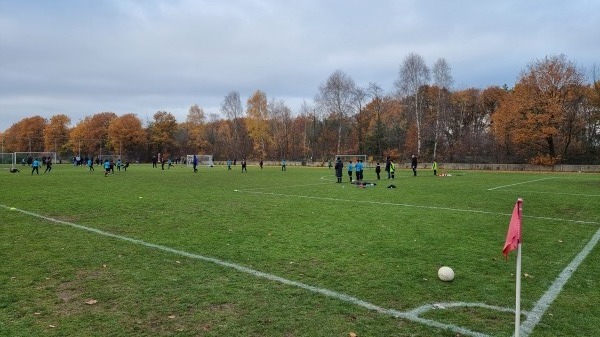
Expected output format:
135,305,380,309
1,164,598,336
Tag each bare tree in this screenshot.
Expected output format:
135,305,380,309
220,91,244,159
432,58,453,160
269,99,292,160
395,53,430,156
367,82,386,158
353,85,368,154
315,70,357,154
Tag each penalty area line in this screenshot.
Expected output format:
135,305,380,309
487,177,554,191
235,190,599,225
0,204,489,337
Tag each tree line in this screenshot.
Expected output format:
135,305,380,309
2,53,599,165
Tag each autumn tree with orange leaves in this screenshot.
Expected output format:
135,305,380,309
69,112,117,156
493,55,586,164
44,114,71,153
2,116,47,152
147,111,179,159
245,90,271,159
107,113,146,158
187,105,207,150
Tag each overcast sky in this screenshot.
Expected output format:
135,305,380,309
1,0,598,132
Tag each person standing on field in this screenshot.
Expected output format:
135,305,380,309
31,158,40,175
44,158,52,173
355,159,364,182
389,160,395,179
432,160,438,176
334,157,343,183
104,160,111,177
347,160,354,183
87,158,94,172
411,155,418,177
375,162,381,180
281,159,286,171
385,156,391,179
193,155,198,173
241,158,247,173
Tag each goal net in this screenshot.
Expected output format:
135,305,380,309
0,153,14,168
334,154,369,168
13,152,57,167
187,154,214,167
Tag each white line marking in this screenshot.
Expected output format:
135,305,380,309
408,302,529,316
493,189,600,198
487,178,554,191
242,181,331,191
235,190,599,225
1,204,490,337
519,226,600,337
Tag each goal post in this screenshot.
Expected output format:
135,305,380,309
187,154,214,167
13,152,57,167
334,154,369,168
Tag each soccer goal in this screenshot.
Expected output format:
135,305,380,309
186,154,214,168
334,154,369,167
13,152,57,167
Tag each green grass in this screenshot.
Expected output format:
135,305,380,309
1,164,598,336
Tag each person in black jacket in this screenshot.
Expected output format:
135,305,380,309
411,155,418,177
385,156,391,179
334,158,343,183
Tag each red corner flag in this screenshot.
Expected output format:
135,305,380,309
503,198,523,260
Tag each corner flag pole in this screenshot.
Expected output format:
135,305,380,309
514,198,523,337
515,241,522,337
503,198,523,337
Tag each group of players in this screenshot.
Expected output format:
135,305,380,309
334,155,423,183
13,155,437,181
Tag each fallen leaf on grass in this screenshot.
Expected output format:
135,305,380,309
85,299,98,305
349,332,358,337
49,325,56,328
168,315,176,319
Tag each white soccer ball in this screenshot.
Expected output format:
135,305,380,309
438,266,454,282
